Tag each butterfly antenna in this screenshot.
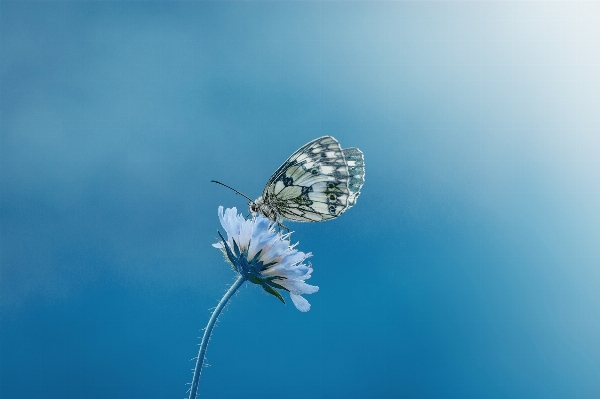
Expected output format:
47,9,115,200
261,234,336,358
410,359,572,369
211,180,253,202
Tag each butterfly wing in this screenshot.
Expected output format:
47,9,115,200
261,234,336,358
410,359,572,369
261,136,358,222
341,147,365,210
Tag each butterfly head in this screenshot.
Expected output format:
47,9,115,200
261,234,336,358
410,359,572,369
248,199,259,215
249,195,280,222
248,196,265,216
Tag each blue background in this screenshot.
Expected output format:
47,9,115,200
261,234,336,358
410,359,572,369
2,2,599,398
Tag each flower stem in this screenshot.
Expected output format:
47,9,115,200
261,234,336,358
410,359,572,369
188,275,246,399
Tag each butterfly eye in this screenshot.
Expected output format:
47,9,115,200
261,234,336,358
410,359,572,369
328,183,334,189
329,194,336,200
311,169,318,175
328,205,336,213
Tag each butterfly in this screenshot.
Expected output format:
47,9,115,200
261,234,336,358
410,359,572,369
214,136,365,226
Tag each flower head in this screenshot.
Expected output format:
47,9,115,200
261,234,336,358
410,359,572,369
213,206,318,312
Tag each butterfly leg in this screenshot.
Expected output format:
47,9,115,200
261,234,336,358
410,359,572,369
277,221,290,233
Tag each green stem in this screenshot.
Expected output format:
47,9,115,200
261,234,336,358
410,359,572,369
188,275,246,399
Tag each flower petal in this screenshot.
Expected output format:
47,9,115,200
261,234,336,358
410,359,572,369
237,218,253,252
290,293,311,312
260,237,291,264
247,216,275,259
277,278,319,295
218,206,239,242
262,263,310,279
261,252,312,279
275,251,306,269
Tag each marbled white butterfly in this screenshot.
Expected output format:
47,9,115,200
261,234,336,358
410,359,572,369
214,136,365,226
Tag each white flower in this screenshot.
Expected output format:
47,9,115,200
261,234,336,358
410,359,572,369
213,206,319,312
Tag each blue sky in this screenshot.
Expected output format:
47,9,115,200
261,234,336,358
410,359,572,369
2,2,599,398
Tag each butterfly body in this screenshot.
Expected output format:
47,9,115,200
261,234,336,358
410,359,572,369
250,136,365,223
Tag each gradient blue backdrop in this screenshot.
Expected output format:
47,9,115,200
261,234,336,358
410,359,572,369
1,2,599,398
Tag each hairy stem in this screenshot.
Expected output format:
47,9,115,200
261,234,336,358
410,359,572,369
188,275,246,399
